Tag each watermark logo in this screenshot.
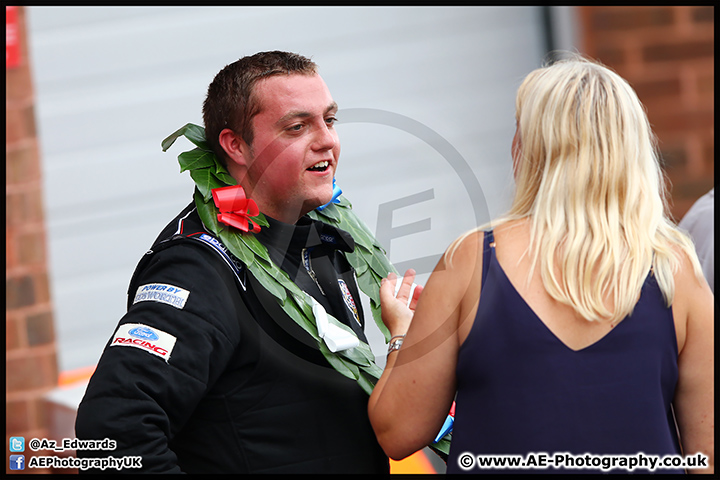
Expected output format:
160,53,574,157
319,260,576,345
236,108,492,363
339,108,490,275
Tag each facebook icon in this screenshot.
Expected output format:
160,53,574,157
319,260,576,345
9,455,25,470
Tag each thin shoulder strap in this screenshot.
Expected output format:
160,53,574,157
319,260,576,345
481,230,495,293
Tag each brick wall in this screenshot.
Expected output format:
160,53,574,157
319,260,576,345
6,6,59,474
578,6,714,220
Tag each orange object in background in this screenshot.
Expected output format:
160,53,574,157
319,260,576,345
390,449,437,474
58,365,96,388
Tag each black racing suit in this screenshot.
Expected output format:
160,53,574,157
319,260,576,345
75,201,389,473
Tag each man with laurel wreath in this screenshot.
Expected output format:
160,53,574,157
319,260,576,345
75,51,419,474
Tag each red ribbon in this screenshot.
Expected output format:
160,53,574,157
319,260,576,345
211,185,261,233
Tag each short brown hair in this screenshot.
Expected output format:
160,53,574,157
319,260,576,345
202,51,318,165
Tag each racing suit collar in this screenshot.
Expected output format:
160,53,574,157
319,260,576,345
256,214,355,264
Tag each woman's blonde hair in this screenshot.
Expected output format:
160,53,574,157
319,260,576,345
450,54,702,323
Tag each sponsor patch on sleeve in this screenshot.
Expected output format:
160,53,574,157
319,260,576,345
110,323,177,362
133,283,190,309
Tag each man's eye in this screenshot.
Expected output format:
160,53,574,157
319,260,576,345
326,117,338,126
288,124,304,132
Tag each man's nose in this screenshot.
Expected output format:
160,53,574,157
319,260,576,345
313,122,337,151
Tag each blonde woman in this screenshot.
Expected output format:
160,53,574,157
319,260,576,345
369,55,713,474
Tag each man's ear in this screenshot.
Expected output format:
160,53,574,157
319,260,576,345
218,128,250,168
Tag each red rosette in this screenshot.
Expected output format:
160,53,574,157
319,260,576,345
211,185,260,233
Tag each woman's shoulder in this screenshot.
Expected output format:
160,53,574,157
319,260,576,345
665,242,713,354
444,228,485,267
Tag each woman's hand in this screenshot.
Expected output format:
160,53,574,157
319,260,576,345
379,269,424,337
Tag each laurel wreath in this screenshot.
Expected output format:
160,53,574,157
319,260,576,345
161,123,450,456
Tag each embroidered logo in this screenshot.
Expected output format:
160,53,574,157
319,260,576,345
338,279,361,326
133,283,190,309
320,233,337,244
193,233,245,290
198,233,229,255
110,323,177,362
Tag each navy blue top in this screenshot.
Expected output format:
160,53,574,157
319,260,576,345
447,230,683,474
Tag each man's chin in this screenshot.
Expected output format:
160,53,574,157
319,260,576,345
303,196,332,214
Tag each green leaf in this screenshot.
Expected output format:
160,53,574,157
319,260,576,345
162,123,211,152
241,234,273,264
335,195,351,208
190,169,227,201
255,259,300,299
219,230,255,266
212,167,237,187
195,189,219,229
370,301,391,342
347,255,369,276
318,204,342,223
336,337,376,367
279,295,320,340
339,222,381,256
179,149,217,173
246,264,288,304
356,372,376,396
356,269,382,298
251,213,269,228
319,343,358,380
431,435,451,456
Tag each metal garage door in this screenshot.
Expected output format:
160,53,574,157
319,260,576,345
26,6,574,373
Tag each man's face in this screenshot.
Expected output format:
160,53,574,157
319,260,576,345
241,73,340,223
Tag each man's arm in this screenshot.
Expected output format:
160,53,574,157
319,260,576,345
75,243,243,473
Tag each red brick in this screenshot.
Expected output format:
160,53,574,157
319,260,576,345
593,45,626,68
642,98,686,130
6,314,23,351
697,71,714,99
658,144,687,169
691,6,714,24
673,178,715,201
7,229,17,270
589,6,674,32
631,76,682,100
649,109,714,134
24,103,37,138
7,103,38,144
5,105,25,145
6,191,22,227
6,274,35,309
5,188,46,227
6,350,58,392
671,198,695,222
18,229,47,266
27,311,56,347
5,399,31,433
34,271,53,304
5,67,35,103
6,142,41,186
33,398,54,433
643,40,714,63
701,141,714,172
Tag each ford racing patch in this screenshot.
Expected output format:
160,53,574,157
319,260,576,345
110,323,177,362
133,283,189,309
